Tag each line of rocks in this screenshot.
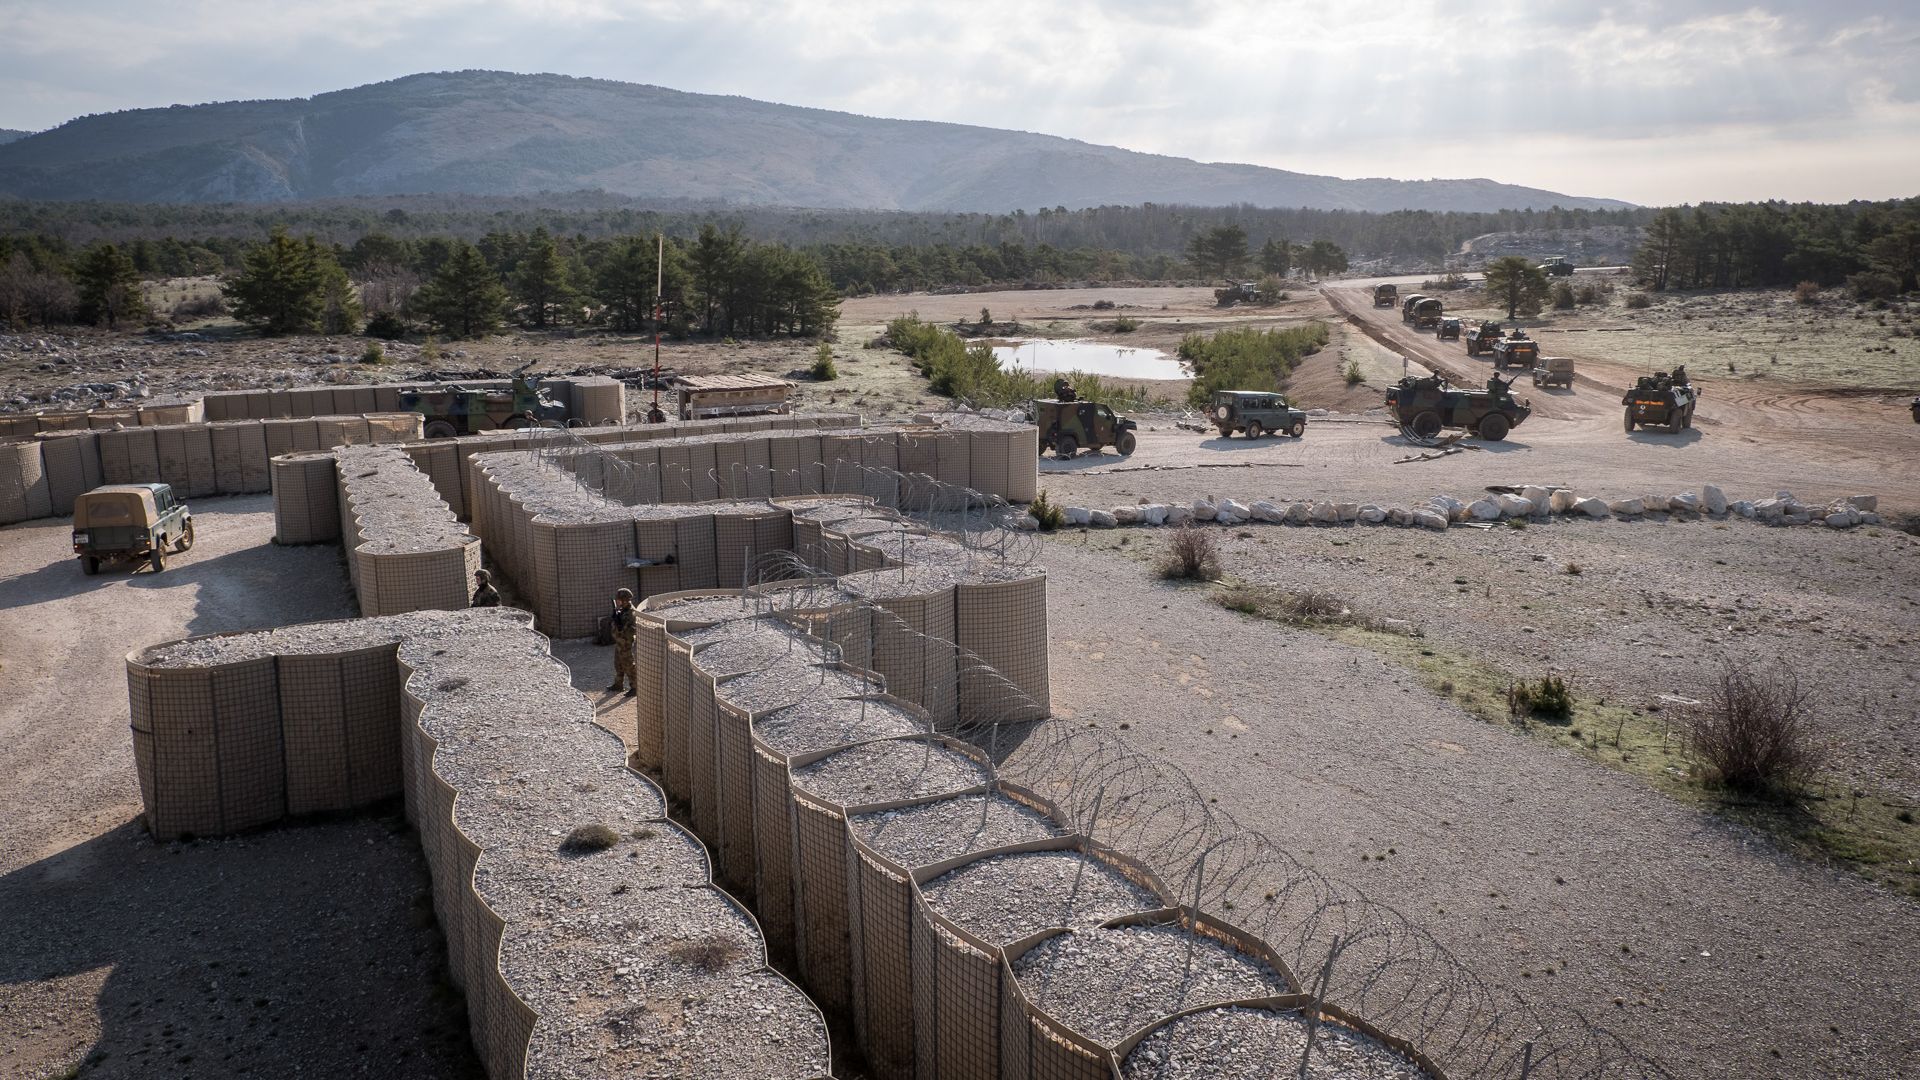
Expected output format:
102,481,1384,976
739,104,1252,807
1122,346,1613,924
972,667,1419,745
1027,487,1884,532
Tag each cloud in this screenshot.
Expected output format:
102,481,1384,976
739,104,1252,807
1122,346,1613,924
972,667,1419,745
0,0,1915,204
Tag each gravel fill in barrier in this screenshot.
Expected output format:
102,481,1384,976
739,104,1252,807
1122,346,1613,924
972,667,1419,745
920,851,1163,943
131,609,832,1080
851,793,1064,869
1119,1005,1435,1080
753,696,925,755
1010,923,1292,1047
790,737,991,807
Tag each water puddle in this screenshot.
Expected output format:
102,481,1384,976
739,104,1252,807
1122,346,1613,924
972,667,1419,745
991,339,1187,381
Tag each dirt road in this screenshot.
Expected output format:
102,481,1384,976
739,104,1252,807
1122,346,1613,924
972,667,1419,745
0,498,480,1080
1035,539,1920,1079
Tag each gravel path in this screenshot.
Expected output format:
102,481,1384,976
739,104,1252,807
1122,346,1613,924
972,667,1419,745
1120,1006,1431,1080
920,851,1162,944
1011,923,1291,1047
1033,538,1920,1079
0,496,483,1080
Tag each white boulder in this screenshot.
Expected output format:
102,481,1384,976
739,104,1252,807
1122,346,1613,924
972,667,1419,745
1166,505,1192,526
1574,497,1610,518
1215,508,1243,525
1141,504,1169,526
1110,506,1140,525
1414,509,1449,530
1430,494,1467,521
1860,512,1882,525
1608,498,1645,516
1549,488,1577,514
1641,493,1669,513
1221,498,1251,519
1731,500,1755,518
1358,505,1388,524
1494,493,1534,517
1669,492,1701,513
1089,509,1119,528
1191,500,1217,522
1251,500,1285,523
1521,485,1553,515
1064,506,1092,526
1016,514,1040,530
1285,502,1312,525
1336,502,1359,523
1825,511,1856,529
1311,501,1339,525
1388,507,1413,526
1702,485,1728,515
1469,498,1503,521
1847,495,1878,512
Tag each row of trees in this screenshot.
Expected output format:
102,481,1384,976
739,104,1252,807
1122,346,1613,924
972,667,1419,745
1183,225,1349,280
1631,200,1920,295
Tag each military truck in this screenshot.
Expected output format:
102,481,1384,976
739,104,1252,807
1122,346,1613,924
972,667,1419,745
1539,256,1575,277
1408,298,1444,329
1373,284,1399,308
1491,331,1541,371
1437,317,1462,341
1400,294,1430,322
1464,320,1503,357
1623,367,1699,432
1214,282,1261,307
401,371,568,438
1532,355,1575,389
1386,374,1531,442
72,483,193,574
1033,398,1138,458
1210,390,1307,439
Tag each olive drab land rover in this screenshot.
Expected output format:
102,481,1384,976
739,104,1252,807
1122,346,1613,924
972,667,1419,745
72,483,194,575
1210,390,1307,438
1032,398,1137,458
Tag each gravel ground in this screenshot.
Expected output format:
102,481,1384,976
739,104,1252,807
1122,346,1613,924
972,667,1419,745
645,594,766,625
1120,1006,1431,1080
337,444,473,553
0,496,483,1080
789,738,989,807
920,851,1163,944
852,793,1063,869
1033,538,1920,1079
1011,923,1292,1046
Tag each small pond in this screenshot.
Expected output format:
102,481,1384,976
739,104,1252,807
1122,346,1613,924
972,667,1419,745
991,339,1188,381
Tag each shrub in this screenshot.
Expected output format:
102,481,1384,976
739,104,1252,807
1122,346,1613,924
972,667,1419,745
1624,293,1652,309
365,310,409,339
560,823,620,853
1686,662,1826,796
1029,490,1065,532
1848,271,1901,302
886,313,1045,407
1508,675,1573,722
1573,282,1610,305
420,335,441,363
360,341,386,365
1092,299,1116,310
170,293,227,320
979,307,993,326
1550,282,1576,310
1110,315,1140,333
669,935,745,972
1793,281,1822,304
1159,524,1219,580
1180,324,1331,407
809,342,838,381
1343,358,1363,386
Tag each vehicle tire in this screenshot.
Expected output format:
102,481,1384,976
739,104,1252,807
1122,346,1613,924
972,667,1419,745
1532,371,1543,386
424,420,459,439
1623,410,1636,433
1478,413,1511,441
1116,430,1137,456
1054,434,1078,459
150,546,166,573
1410,411,1443,440
81,556,99,576
176,519,195,553
504,416,533,430
1682,405,1694,429
1216,425,1233,438
1289,419,1305,438
1245,421,1264,439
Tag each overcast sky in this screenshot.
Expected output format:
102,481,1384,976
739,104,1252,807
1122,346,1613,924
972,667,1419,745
2,0,1916,206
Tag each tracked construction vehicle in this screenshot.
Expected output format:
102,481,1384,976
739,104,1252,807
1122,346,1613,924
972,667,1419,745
1491,331,1541,371
1465,320,1503,357
1387,373,1531,442
1623,366,1699,433
1033,398,1137,458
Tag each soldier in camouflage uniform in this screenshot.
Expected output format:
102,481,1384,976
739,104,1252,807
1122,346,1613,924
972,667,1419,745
471,569,500,608
607,588,637,695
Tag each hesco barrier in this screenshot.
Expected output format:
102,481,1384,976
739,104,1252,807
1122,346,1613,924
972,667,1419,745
0,400,205,435
199,376,621,424
0,412,424,525
124,609,833,1080
1108,997,1442,1080
334,445,481,617
0,438,53,525
271,453,342,544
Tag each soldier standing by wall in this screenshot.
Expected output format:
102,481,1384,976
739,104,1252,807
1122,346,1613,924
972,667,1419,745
471,568,500,608
607,587,637,695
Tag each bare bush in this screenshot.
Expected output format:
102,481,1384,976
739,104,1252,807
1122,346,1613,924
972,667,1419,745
668,934,745,972
1793,280,1822,304
171,293,227,320
1686,662,1826,796
560,823,620,853
1159,524,1220,581
1624,292,1652,310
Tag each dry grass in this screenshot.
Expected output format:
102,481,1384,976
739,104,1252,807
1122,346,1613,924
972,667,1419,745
668,934,746,972
1159,524,1220,580
560,823,621,853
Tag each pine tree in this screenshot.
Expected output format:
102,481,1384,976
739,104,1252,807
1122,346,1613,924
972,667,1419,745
1483,256,1550,319
1258,237,1292,277
73,244,148,328
413,242,506,339
512,228,574,328
222,230,354,335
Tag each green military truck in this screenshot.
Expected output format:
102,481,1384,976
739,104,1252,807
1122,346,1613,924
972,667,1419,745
1373,283,1399,308
1033,398,1137,458
72,483,194,574
1210,390,1307,439
1491,331,1541,371
401,371,569,438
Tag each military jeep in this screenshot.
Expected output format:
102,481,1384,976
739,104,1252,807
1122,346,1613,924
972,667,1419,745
72,483,194,574
1033,398,1137,458
1210,390,1306,439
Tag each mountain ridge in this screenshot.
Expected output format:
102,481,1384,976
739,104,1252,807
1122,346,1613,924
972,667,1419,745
0,71,1630,213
